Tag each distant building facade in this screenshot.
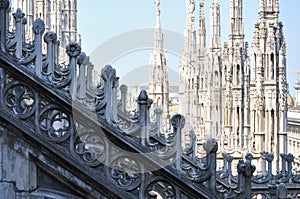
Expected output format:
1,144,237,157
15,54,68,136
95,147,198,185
287,110,300,168
178,0,287,171
295,77,300,107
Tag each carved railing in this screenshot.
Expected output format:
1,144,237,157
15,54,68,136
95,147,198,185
0,4,223,198
94,64,221,198
218,152,300,198
1,5,97,105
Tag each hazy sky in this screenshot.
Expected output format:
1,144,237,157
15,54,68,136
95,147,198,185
77,0,300,96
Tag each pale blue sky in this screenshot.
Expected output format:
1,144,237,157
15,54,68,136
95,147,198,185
77,0,300,96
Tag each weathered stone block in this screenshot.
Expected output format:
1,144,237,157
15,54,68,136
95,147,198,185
0,182,15,199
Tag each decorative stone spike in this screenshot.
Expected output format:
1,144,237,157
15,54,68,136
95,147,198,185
203,138,218,194
77,52,87,102
66,42,81,99
119,84,128,113
43,31,57,76
170,114,185,171
95,65,119,127
137,90,152,146
237,154,256,199
11,8,25,58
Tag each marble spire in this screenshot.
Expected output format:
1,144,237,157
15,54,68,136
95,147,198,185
210,0,221,50
198,0,206,51
229,0,244,41
149,0,169,130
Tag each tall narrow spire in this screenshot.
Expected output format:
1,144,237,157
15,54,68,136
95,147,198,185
210,0,221,50
183,0,196,60
251,0,287,170
198,0,206,50
229,0,244,41
149,0,169,130
178,0,197,135
154,0,163,53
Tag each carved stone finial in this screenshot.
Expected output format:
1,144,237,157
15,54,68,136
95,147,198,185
226,154,233,162
0,0,9,10
32,18,45,34
170,114,185,129
119,84,128,93
138,90,149,103
77,52,87,65
237,159,244,174
137,90,152,108
245,153,253,161
13,8,25,21
265,153,274,162
285,153,294,162
44,31,57,43
238,156,256,178
100,65,119,89
261,151,268,159
66,42,81,57
203,138,218,153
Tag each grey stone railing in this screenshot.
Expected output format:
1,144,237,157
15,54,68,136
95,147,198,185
0,6,97,104
0,3,222,198
94,63,257,198
218,151,300,198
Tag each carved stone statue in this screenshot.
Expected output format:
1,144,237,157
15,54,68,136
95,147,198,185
155,0,160,16
186,0,195,15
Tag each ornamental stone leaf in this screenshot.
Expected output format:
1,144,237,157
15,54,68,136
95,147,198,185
44,31,57,43
203,138,218,153
22,17,27,25
101,65,116,82
32,18,45,34
66,42,81,57
77,52,87,65
13,8,25,21
170,114,185,129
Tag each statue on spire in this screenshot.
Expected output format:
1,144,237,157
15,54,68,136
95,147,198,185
186,0,195,15
155,0,160,16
